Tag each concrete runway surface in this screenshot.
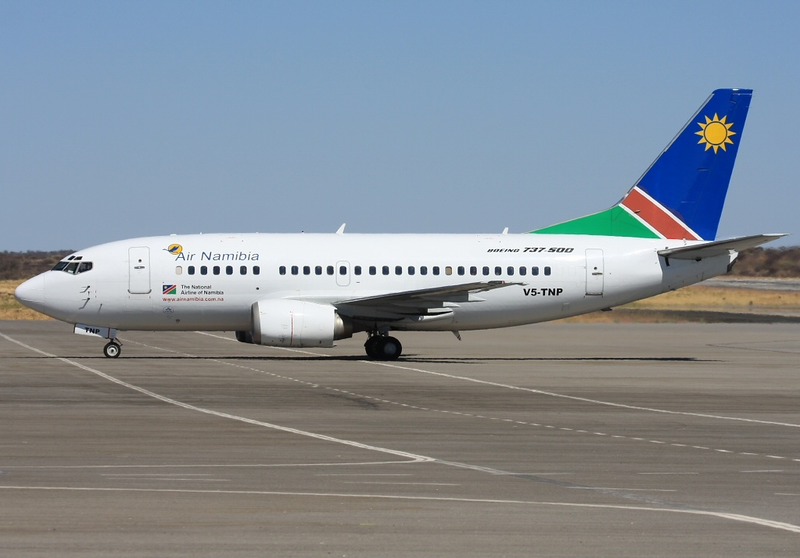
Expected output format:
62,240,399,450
1,320,798,557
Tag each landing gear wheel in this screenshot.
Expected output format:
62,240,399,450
103,341,121,358
376,336,402,360
364,336,381,359
364,335,402,360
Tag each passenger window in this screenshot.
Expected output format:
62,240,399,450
339,265,347,275
303,266,311,275
507,266,514,276
408,266,415,276
279,266,286,275
519,266,527,276
354,266,362,275
395,266,402,275
369,266,377,276
495,266,502,276
226,266,233,275
188,266,195,275
482,266,490,276
327,265,334,275
470,266,477,276
445,266,452,276
532,266,539,276
433,266,440,276
200,266,208,275
420,266,428,275
315,266,322,275
382,266,389,275
291,266,299,275
253,266,260,275
213,266,220,275
544,266,551,276
240,266,247,275
457,266,465,276
176,266,183,275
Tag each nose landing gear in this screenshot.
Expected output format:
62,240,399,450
103,340,122,358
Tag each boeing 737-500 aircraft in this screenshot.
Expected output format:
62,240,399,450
15,89,785,360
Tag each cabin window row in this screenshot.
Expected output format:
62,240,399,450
278,265,552,277
179,265,261,276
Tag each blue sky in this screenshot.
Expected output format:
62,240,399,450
2,0,798,251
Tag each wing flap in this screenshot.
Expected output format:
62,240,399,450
334,280,519,320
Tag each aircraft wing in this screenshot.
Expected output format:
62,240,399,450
333,281,520,320
657,233,787,261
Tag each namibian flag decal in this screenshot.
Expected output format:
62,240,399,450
163,285,177,295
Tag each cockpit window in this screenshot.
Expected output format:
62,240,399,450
53,259,93,275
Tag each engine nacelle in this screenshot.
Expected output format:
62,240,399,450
250,299,352,348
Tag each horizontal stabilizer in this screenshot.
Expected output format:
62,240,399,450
657,233,787,260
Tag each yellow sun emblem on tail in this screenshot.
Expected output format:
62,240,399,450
695,113,735,153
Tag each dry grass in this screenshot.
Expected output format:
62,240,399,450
2,280,799,323
560,285,800,323
0,280,52,320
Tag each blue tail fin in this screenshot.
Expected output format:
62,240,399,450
636,88,752,240
531,89,752,240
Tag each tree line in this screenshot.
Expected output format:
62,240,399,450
1,247,798,281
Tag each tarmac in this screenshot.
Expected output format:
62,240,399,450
1,319,799,557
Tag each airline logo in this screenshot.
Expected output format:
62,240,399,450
163,285,177,295
696,114,735,153
166,244,183,256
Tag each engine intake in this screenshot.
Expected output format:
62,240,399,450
247,299,352,348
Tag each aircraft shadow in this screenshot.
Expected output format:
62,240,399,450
22,355,708,363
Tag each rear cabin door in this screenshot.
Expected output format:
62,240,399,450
585,249,604,296
128,247,152,294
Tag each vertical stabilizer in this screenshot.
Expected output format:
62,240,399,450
531,89,752,240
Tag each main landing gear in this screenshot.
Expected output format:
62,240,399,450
364,334,402,360
103,340,122,358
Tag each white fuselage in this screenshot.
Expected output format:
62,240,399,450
17,232,734,333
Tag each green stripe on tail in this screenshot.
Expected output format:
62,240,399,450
529,206,659,238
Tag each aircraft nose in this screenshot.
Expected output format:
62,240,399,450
14,274,46,311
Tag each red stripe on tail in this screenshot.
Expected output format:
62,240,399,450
621,188,701,240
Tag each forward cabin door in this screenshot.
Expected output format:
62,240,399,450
585,249,604,296
128,247,152,294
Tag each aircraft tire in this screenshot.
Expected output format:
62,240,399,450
364,336,380,359
377,336,402,360
103,342,121,358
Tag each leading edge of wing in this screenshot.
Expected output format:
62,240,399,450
657,233,787,261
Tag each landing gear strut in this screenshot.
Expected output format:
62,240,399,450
103,340,122,358
364,334,402,360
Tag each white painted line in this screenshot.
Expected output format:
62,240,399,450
365,356,800,429
2,485,799,534
0,333,432,464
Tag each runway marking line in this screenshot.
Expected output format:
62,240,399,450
3,330,800,536
0,484,799,535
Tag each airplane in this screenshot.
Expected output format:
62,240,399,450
15,88,786,360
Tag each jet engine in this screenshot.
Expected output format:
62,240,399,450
239,299,352,348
